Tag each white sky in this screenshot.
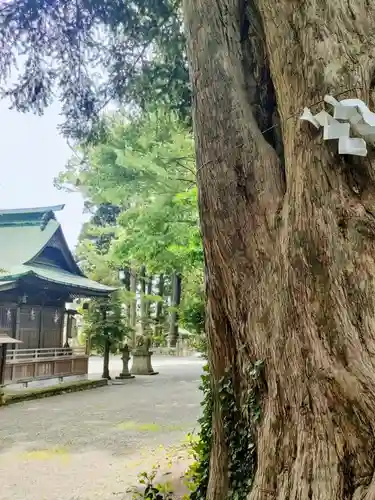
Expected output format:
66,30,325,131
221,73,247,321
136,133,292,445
0,99,87,249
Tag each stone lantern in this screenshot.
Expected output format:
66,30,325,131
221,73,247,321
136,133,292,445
116,344,135,380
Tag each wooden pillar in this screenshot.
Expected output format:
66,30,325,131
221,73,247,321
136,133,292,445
15,305,21,346
65,313,72,347
37,304,43,349
61,308,67,347
0,344,7,386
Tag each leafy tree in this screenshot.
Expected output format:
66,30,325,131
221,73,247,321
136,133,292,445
82,292,132,378
82,293,129,355
113,186,201,275
75,203,121,269
74,202,120,282
0,0,190,140
74,200,129,373
58,109,203,345
180,266,205,350
5,1,375,498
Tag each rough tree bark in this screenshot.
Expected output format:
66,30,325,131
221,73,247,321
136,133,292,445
184,1,375,499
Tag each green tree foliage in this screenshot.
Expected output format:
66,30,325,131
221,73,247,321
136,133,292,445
74,202,119,284
82,293,131,355
114,187,200,274
85,203,121,253
74,203,129,355
0,0,190,140
58,108,204,336
180,266,205,351
58,109,201,273
75,203,121,274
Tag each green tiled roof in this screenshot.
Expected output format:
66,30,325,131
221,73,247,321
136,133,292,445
0,205,115,297
0,264,114,295
0,204,65,218
0,219,59,269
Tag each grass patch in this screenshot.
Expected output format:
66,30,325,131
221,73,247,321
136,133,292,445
21,447,70,463
117,421,162,432
116,421,185,432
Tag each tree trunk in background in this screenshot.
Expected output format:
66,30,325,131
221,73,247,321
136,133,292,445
123,267,131,326
102,335,111,380
101,308,111,380
139,265,147,336
129,268,137,348
184,1,375,499
145,274,153,318
156,273,164,338
169,272,182,347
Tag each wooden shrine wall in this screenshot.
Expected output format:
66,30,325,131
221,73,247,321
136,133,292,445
40,306,64,348
0,304,15,337
0,304,64,349
19,305,40,348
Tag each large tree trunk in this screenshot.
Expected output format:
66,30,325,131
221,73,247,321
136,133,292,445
184,1,375,499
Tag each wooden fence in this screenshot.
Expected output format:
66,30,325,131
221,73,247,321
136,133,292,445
4,347,88,385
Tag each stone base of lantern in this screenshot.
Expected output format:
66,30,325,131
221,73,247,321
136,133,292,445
115,373,135,380
131,350,159,376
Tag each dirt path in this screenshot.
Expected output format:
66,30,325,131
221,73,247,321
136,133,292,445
0,359,203,499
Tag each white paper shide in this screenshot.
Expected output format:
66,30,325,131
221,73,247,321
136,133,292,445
300,95,375,156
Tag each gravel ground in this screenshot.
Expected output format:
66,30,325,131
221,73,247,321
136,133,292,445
0,357,204,500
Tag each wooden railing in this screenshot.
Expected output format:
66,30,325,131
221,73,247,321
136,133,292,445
4,347,88,385
6,346,86,361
